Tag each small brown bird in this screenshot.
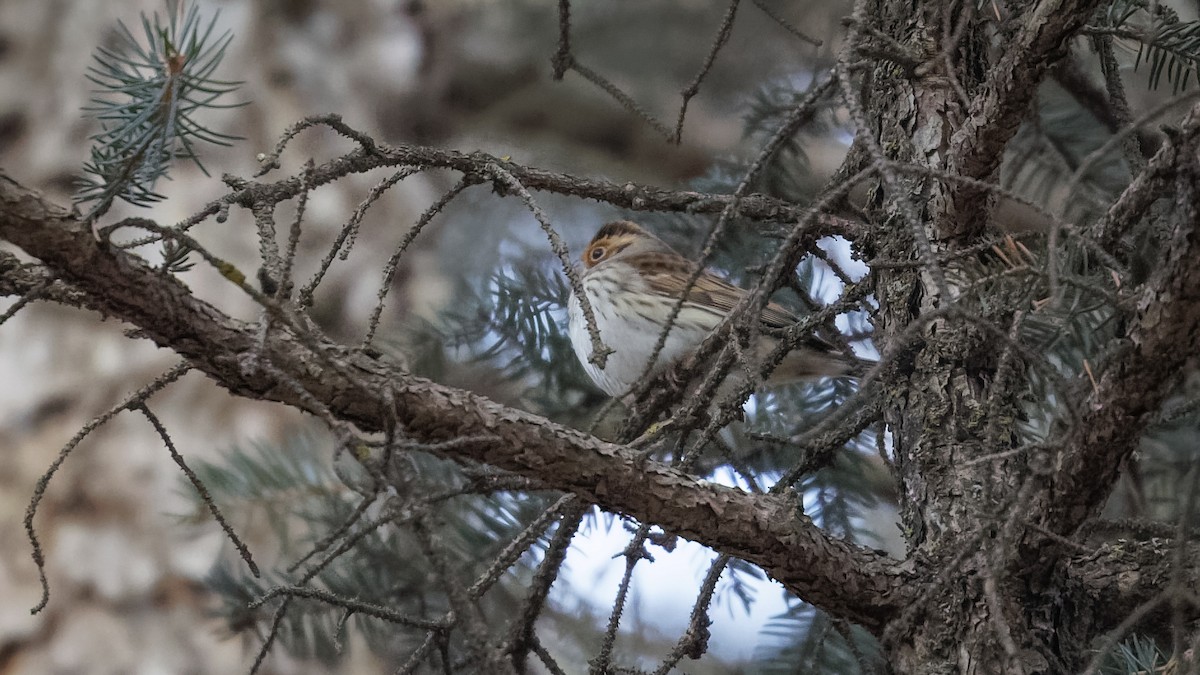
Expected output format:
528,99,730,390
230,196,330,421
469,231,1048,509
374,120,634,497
567,220,860,397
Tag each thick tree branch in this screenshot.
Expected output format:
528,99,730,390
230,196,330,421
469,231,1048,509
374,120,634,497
944,0,1104,239
0,170,909,631
1042,105,1200,536
0,250,95,311
1063,539,1200,636
1091,120,1191,257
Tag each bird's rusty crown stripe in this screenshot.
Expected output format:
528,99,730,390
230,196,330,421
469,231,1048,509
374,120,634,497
591,220,650,243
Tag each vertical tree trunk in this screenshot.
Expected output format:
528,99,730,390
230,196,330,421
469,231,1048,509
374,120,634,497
864,2,1069,671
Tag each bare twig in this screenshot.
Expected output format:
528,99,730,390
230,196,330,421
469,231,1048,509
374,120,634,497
24,362,190,614
135,403,259,576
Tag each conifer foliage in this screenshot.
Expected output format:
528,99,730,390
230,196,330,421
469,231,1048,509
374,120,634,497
4,0,1200,673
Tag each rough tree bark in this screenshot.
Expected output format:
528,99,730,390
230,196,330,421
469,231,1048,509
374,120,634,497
861,0,1196,672
4,0,1200,671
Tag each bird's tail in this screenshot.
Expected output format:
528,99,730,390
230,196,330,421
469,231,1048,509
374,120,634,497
763,342,872,383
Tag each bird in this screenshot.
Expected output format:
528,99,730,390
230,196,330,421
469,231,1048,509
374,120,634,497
566,220,860,398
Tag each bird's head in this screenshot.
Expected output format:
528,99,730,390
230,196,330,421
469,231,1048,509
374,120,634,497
580,220,673,269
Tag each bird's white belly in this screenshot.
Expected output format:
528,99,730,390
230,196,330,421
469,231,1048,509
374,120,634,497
568,278,716,397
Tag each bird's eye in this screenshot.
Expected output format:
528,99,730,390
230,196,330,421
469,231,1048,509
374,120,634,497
589,246,606,261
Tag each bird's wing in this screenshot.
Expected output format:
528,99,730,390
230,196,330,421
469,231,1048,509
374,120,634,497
634,255,800,329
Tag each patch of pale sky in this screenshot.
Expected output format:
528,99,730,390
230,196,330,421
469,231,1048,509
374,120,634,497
554,507,793,664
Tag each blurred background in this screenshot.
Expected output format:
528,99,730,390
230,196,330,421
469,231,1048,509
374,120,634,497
0,0,907,672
